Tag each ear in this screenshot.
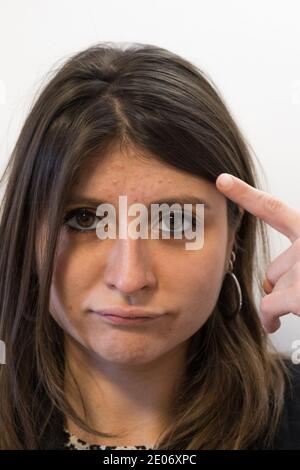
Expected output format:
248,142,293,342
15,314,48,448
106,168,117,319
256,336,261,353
225,228,236,271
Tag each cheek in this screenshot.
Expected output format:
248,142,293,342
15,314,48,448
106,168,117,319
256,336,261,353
167,242,227,332
49,234,96,324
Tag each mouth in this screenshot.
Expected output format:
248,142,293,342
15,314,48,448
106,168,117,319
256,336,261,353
91,307,165,319
90,307,165,325
94,314,157,325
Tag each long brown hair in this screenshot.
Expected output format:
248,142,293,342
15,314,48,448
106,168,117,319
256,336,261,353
0,41,289,449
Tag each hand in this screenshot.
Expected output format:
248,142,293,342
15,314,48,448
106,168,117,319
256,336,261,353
216,173,300,333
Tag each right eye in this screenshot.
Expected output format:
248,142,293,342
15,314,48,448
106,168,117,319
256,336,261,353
63,208,100,233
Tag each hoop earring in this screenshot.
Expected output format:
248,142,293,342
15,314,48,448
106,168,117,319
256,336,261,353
223,250,243,318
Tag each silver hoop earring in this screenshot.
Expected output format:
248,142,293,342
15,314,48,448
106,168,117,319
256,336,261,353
223,250,243,318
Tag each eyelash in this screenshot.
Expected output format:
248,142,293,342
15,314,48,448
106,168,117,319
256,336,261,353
62,207,198,237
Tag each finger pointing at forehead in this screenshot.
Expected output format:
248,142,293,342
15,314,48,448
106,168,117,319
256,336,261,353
215,173,300,243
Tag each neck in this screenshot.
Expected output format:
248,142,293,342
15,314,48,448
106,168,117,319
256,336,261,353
64,336,187,447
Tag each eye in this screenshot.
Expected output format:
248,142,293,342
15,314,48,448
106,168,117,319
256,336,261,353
63,208,100,233
62,208,199,237
153,211,197,237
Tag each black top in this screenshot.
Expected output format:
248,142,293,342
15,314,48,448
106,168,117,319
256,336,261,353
42,360,300,450
268,361,300,450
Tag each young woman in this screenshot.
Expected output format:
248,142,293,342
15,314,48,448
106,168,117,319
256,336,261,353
0,42,299,450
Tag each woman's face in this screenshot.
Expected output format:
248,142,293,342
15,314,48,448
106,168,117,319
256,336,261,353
37,146,235,366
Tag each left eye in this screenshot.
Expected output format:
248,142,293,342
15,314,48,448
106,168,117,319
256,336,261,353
63,208,99,232
154,211,197,235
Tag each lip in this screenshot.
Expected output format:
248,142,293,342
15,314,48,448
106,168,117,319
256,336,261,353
91,307,165,325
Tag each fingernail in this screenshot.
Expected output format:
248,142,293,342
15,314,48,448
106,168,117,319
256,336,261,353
218,174,233,189
262,278,273,295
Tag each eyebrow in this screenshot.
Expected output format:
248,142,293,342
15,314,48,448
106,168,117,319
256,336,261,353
66,195,211,209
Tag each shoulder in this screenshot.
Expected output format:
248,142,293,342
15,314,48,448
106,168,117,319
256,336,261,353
39,411,67,450
271,359,300,450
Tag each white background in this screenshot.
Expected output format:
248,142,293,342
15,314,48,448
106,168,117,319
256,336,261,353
0,0,299,353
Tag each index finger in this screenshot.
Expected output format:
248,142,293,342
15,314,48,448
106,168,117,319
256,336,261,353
216,173,300,242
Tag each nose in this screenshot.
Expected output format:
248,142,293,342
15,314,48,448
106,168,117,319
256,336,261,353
104,237,157,296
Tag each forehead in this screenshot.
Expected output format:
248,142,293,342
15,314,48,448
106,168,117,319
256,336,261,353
73,147,214,194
